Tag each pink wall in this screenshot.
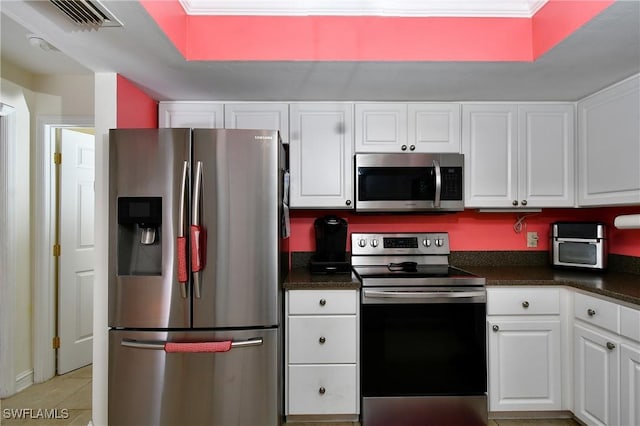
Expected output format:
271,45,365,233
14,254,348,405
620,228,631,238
291,207,640,257
139,0,613,62
116,75,158,128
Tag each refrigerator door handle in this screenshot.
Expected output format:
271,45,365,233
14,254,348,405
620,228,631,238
191,161,205,298
121,337,263,352
177,161,189,298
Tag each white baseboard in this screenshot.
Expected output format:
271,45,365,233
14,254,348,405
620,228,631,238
15,369,34,393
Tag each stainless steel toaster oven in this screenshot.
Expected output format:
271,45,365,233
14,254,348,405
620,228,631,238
551,222,607,270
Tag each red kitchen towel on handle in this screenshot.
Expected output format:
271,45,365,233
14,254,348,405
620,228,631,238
164,341,232,353
176,236,188,283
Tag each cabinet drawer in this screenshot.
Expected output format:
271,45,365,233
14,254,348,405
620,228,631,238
574,292,619,333
621,306,640,342
289,290,358,315
288,316,357,364
487,288,560,315
288,365,357,415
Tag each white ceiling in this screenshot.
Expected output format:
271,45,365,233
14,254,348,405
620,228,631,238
1,0,639,102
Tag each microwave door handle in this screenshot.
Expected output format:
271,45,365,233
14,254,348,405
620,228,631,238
191,161,204,299
433,159,441,208
177,161,189,299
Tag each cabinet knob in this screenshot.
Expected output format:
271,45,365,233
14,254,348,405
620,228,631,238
521,200,528,206
409,145,416,151
401,145,408,151
587,308,596,317
606,342,616,350
492,325,499,332
318,387,326,395
319,336,326,344
512,200,518,206
522,301,530,308
319,298,327,306
345,199,352,206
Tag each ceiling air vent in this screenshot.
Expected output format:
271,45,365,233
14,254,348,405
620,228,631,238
49,0,122,29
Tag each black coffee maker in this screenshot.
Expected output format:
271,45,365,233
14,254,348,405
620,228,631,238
309,215,351,274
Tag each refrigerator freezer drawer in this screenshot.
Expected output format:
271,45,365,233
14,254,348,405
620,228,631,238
109,328,280,426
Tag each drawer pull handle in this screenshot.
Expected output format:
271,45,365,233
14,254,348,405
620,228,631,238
319,298,327,306
522,301,530,308
492,325,499,332
587,308,596,317
319,336,326,344
606,342,616,350
319,387,326,395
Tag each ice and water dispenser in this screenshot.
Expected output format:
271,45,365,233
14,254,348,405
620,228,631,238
117,197,163,275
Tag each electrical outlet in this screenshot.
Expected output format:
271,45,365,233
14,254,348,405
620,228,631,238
527,231,539,248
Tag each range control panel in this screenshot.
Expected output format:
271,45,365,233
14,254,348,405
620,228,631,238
351,232,450,256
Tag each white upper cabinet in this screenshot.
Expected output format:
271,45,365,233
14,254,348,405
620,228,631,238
355,103,460,153
462,103,574,208
408,103,461,152
355,103,407,152
224,103,289,143
577,74,640,206
289,103,354,209
462,104,518,208
518,104,575,207
158,102,224,128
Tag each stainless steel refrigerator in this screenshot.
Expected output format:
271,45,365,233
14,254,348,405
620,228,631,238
108,128,289,426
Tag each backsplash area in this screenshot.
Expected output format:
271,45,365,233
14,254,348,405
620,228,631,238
289,207,640,257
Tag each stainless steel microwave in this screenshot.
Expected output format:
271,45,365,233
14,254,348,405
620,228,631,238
354,153,464,212
551,222,607,270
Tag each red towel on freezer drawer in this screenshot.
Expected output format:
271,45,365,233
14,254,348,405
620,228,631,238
164,341,232,353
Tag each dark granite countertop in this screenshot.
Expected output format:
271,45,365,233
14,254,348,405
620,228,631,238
462,265,640,306
283,267,361,290
283,265,640,306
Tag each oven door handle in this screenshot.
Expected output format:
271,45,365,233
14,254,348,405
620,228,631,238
363,289,486,303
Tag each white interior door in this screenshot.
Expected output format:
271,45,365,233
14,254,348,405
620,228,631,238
58,128,95,374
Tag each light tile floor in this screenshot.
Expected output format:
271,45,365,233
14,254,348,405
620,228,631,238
0,365,92,425
1,367,579,426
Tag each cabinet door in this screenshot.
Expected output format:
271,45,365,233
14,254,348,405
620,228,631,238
408,103,461,153
355,103,407,152
487,320,562,411
224,103,289,143
462,104,518,208
158,102,223,128
574,324,619,426
289,103,354,208
518,104,575,207
620,344,640,426
578,75,640,206
288,316,357,364
288,365,358,415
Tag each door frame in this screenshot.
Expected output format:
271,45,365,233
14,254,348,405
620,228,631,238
33,115,94,383
0,103,17,397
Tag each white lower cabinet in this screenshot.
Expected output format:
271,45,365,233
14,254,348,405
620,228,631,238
573,292,640,426
620,344,640,426
574,323,619,426
487,288,563,412
285,289,359,419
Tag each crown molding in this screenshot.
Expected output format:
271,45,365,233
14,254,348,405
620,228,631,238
179,0,548,18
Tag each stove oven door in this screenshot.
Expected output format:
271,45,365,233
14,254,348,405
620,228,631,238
360,287,488,426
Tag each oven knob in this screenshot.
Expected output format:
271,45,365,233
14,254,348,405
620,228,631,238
370,239,379,248
358,239,367,248
423,239,432,247
435,238,444,247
